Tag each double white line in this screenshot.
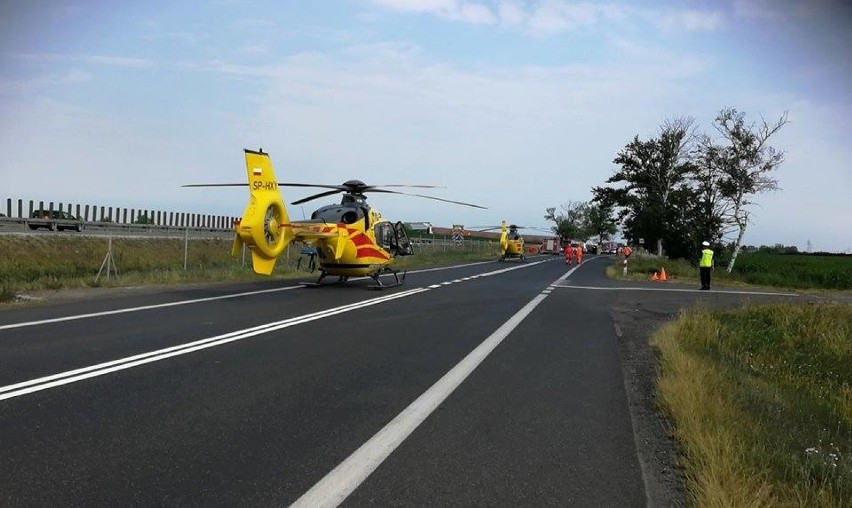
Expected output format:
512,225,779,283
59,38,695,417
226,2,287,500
0,288,428,401
0,259,555,402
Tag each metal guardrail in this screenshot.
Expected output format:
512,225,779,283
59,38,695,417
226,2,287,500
2,197,237,230
0,217,233,239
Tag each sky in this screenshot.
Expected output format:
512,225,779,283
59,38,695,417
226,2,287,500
1,0,850,252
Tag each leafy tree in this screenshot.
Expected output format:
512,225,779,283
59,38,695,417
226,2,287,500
593,117,696,257
713,108,788,272
133,213,156,225
545,201,589,241
690,135,731,246
582,202,618,246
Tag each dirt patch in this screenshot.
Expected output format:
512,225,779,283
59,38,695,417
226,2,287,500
611,294,690,507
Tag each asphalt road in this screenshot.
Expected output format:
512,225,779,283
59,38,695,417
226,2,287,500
0,255,802,506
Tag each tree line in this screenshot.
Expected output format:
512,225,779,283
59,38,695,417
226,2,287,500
546,107,788,271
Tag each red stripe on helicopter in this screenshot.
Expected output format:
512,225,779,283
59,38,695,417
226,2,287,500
357,247,390,260
349,234,373,247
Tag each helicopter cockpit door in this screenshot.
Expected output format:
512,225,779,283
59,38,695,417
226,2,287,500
393,221,413,256
374,221,413,256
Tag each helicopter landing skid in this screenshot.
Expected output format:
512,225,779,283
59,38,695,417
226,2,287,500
367,268,406,290
300,271,350,288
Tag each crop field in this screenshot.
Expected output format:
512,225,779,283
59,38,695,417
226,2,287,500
609,252,852,291
733,253,852,290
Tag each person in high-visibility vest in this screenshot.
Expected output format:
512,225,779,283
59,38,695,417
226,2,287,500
699,241,714,290
576,244,583,264
564,243,573,265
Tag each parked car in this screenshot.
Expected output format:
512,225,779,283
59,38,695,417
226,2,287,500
29,210,84,232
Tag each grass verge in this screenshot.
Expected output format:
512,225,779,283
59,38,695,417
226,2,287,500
0,235,500,302
652,303,852,506
606,252,852,291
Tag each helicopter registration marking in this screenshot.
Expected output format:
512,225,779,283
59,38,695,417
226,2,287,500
252,181,278,191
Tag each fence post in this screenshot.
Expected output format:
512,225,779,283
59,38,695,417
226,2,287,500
184,228,189,271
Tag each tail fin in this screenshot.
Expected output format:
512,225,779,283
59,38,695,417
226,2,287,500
233,149,296,275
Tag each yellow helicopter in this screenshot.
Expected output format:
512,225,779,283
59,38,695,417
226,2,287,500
475,221,527,262
185,149,486,288
475,222,554,262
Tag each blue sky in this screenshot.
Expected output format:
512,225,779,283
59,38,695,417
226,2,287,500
1,0,850,252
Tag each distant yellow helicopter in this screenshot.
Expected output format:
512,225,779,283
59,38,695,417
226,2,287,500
185,149,486,288
475,222,527,262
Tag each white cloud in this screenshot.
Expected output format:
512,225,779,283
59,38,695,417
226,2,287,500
83,55,155,68
651,9,725,32
168,44,715,225
2,41,713,227
0,69,93,95
525,1,625,36
371,1,726,37
13,53,155,69
497,0,526,27
241,44,269,56
371,0,497,24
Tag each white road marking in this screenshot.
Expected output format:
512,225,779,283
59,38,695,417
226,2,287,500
0,286,303,331
0,259,557,332
554,284,799,297
290,263,582,508
0,258,557,400
404,260,494,273
0,288,429,401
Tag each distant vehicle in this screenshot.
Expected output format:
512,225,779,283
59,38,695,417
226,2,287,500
29,210,84,232
601,241,618,254
540,237,561,255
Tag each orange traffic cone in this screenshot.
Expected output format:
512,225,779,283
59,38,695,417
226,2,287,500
650,271,659,281
659,267,667,281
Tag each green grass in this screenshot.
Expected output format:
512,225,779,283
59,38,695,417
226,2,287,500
0,235,501,301
652,303,852,506
734,254,852,290
607,252,852,291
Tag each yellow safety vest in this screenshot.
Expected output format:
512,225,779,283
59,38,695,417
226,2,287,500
699,248,714,268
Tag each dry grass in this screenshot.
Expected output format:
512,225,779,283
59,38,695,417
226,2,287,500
652,304,852,506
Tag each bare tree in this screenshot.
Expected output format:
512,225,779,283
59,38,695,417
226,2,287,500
713,108,788,272
545,201,588,240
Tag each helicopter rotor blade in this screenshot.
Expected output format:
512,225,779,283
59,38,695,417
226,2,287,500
182,182,350,190
277,183,348,190
368,189,487,209
368,184,446,189
184,181,485,208
290,189,344,205
182,183,247,188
